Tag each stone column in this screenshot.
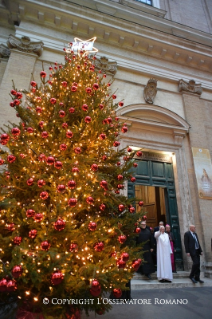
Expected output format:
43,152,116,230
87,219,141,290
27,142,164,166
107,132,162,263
0,35,43,128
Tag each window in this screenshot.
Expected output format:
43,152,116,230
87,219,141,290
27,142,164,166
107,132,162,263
135,0,152,5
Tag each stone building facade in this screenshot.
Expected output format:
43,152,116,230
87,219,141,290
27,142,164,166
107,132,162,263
0,0,212,275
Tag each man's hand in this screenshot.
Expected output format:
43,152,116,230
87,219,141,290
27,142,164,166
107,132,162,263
187,253,190,257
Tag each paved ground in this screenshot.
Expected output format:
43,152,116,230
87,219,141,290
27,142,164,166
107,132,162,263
81,286,212,319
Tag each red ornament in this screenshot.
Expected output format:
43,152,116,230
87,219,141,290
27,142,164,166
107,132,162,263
117,259,126,268
7,280,17,292
90,280,101,297
117,184,124,189
10,102,15,107
102,155,107,160
135,227,141,234
1,133,10,145
14,99,20,106
41,240,51,251
26,209,35,218
115,190,120,194
54,218,65,231
112,94,117,99
86,196,94,205
113,141,120,147
107,117,112,124
129,206,135,213
46,156,55,165
34,213,44,222
36,97,42,103
121,125,128,133
86,87,92,94
99,104,104,109
136,151,143,157
27,178,34,186
72,167,79,173
119,101,124,107
16,92,22,99
117,162,121,166
118,204,125,212
11,127,20,137
100,180,108,190
138,201,144,206
54,161,63,169
82,104,88,111
62,81,67,87
71,85,77,92
94,242,104,252
62,122,68,129
38,153,46,162
132,259,142,271
118,235,126,244
10,89,17,95
0,278,7,292
36,107,42,114
93,83,99,90
99,133,106,140
59,110,65,117
40,71,47,78
51,270,64,285
91,163,98,171
74,147,81,154
88,221,97,231
41,131,48,138
142,215,147,220
113,288,122,298
133,162,138,167
50,98,56,104
29,229,37,238
66,130,73,138
121,252,129,261
40,191,49,200
6,223,15,231
37,179,45,187
60,143,67,151
89,66,95,72
127,147,132,153
99,203,106,211
69,243,78,252
131,177,136,182
7,155,16,163
31,81,37,87
68,198,77,207
69,107,75,113
12,265,23,278
0,158,5,165
13,236,22,245
57,184,66,192
85,116,92,123
59,102,64,107
117,175,123,180
67,180,76,189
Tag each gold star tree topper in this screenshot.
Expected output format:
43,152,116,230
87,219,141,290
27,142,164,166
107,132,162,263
65,37,98,55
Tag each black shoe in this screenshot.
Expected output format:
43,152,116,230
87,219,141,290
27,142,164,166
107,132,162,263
159,279,165,282
189,277,197,283
172,271,177,273
195,279,204,283
164,280,172,283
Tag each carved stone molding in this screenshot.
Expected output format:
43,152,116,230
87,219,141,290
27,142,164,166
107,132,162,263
0,44,10,58
178,79,202,96
91,56,117,76
143,78,157,104
7,35,44,57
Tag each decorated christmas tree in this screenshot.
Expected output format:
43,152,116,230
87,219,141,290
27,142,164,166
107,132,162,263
0,38,144,319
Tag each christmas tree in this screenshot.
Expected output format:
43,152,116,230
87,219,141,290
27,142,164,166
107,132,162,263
0,38,144,319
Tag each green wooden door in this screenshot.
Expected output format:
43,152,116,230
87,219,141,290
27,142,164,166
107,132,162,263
128,159,183,270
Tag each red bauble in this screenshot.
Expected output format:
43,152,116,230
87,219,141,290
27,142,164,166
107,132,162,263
1,133,9,144
62,81,67,87
118,204,125,212
60,143,67,151
91,163,98,171
138,201,144,206
67,180,76,189
7,155,16,163
59,102,64,107
40,71,47,78
26,209,35,218
41,131,48,138
100,180,108,190
46,156,55,165
0,158,5,165
117,184,124,189
31,81,37,87
69,107,75,113
74,147,81,154
117,259,126,268
40,191,49,200
117,174,123,180
102,155,107,160
62,122,68,129
11,127,20,137
107,117,112,124
54,218,65,231
36,107,42,114
69,243,78,252
119,101,124,107
82,104,88,111
86,87,92,94
131,177,136,183
142,215,147,220
10,89,17,95
133,162,138,167
129,206,135,213
91,279,100,290
118,235,126,244
72,167,79,173
89,67,95,72
136,151,143,157
10,102,15,107
88,221,97,231
54,161,63,169
99,203,106,211
14,99,20,106
115,117,119,121
121,252,129,261
93,83,99,90
29,229,37,238
6,223,15,231
113,288,122,298
66,130,73,138
99,133,106,140
94,242,104,252
59,110,65,118
110,251,117,257
86,196,94,205
85,116,92,123
114,132,119,137
115,190,120,194
50,98,57,104
71,85,77,92
27,178,34,186
112,94,117,99
117,162,121,166
51,271,64,285
57,184,66,192
127,147,132,153
132,259,142,271
19,153,26,159
0,278,7,292
12,265,23,278
38,153,46,162
7,280,17,292
36,97,42,102
41,241,51,251
99,103,104,109
113,141,120,147
13,236,22,245
37,179,46,187
68,198,77,207
135,227,141,234
34,213,44,222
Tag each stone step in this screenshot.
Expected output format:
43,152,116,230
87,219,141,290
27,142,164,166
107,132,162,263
133,271,190,280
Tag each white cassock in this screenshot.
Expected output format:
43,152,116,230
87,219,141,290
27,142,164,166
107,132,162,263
155,231,173,281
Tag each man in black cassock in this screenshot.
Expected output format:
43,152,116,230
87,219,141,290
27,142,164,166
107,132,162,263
136,220,155,279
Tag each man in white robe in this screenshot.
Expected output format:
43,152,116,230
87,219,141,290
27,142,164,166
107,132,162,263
155,226,173,282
